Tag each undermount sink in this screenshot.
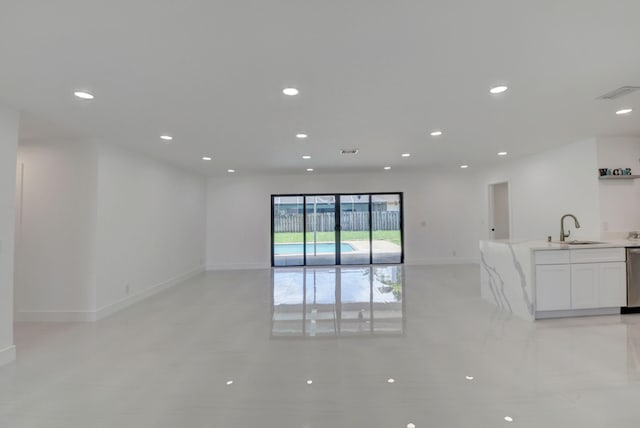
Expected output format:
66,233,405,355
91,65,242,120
550,240,605,245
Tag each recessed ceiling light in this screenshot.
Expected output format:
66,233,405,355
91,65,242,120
407,423,416,428
616,108,633,115
465,375,474,380
306,168,314,172
384,166,392,170
73,91,94,100
283,87,299,96
401,153,411,157
430,130,443,137
497,152,507,156
306,379,313,385
302,155,311,159
296,133,308,139
226,380,233,385
460,164,469,169
504,416,513,422
387,378,395,383
160,135,173,141
202,156,212,161
490,85,508,94
227,169,235,173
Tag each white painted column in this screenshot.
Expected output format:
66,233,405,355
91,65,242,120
0,104,19,366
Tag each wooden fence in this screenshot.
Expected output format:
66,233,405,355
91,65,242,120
274,212,400,233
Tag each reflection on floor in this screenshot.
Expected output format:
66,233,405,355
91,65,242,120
272,266,404,337
4,264,640,427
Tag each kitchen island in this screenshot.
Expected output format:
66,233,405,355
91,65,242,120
480,239,640,321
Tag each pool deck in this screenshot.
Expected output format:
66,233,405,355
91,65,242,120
274,240,402,266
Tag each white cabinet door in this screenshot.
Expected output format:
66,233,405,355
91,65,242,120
571,262,626,309
571,264,599,309
536,265,571,311
598,262,626,307
534,252,627,313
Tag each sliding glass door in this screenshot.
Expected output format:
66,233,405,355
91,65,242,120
340,194,371,265
272,196,305,266
305,195,337,266
272,193,403,266
372,194,402,264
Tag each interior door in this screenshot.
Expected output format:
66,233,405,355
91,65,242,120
489,182,510,239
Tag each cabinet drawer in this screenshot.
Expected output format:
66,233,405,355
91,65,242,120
570,248,625,263
535,250,571,265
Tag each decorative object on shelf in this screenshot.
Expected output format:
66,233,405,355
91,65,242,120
628,231,640,241
598,167,640,180
599,167,632,176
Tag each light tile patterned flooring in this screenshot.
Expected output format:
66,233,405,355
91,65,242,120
2,264,640,427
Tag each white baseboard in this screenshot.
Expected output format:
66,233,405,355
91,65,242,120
0,345,16,367
207,260,479,269
206,263,269,271
207,260,480,269
536,307,620,319
405,257,480,265
15,311,96,322
16,267,204,323
95,266,204,320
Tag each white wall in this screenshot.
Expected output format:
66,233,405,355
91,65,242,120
478,138,601,242
0,105,18,365
206,170,484,269
596,137,640,238
13,140,206,321
94,143,206,317
14,140,98,321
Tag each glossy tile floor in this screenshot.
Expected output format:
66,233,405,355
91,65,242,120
3,264,640,427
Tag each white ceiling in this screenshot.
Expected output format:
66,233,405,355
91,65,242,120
1,0,639,176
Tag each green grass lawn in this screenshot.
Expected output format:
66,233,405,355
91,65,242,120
274,230,401,245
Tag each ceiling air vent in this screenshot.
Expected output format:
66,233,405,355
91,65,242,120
340,149,359,155
596,86,640,100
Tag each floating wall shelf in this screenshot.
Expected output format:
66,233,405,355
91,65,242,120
599,175,640,180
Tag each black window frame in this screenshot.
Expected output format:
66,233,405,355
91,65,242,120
271,192,404,267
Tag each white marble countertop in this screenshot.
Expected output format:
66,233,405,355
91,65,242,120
482,239,640,250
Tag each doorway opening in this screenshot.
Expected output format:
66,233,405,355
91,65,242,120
488,182,510,240
271,193,404,266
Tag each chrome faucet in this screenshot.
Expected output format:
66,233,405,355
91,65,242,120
560,214,580,242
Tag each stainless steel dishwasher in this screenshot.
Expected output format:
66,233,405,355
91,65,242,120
627,248,640,308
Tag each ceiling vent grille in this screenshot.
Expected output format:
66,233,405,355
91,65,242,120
340,149,359,155
596,86,640,100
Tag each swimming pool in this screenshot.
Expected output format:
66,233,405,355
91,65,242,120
274,243,355,255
